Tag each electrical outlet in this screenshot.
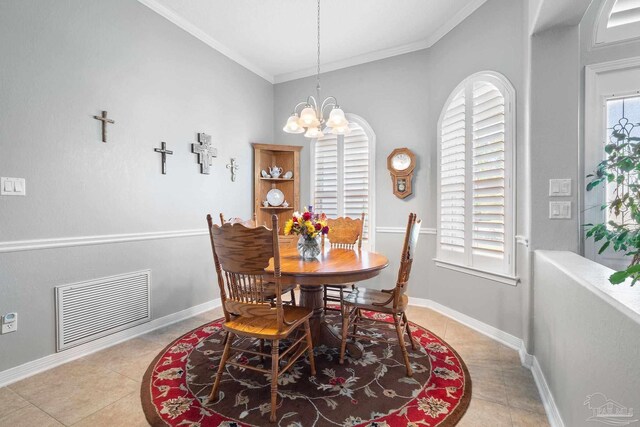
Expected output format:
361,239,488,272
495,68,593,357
1,313,18,334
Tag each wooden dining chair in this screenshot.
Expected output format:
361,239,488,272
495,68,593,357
339,212,421,377
218,213,297,306
207,214,316,423
322,213,365,313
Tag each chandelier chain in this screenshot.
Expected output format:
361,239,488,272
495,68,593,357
316,0,321,92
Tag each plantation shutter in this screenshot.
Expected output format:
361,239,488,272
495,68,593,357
343,123,370,239
438,74,513,276
313,122,373,243
440,89,466,255
314,133,339,218
609,0,640,27
471,82,505,261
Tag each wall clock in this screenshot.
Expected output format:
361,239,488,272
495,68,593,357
387,148,416,199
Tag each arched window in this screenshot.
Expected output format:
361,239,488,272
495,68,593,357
437,72,515,278
311,114,376,248
595,0,640,46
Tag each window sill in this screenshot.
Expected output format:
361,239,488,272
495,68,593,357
433,259,520,287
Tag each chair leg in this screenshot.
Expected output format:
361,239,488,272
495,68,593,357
323,285,328,314
352,309,360,337
394,314,413,377
303,320,316,375
270,340,280,423
289,289,296,306
339,305,350,364
209,331,233,403
403,312,417,350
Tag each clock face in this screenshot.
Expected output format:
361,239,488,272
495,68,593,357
392,153,411,171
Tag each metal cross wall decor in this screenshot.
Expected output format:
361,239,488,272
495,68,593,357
154,142,173,175
192,133,217,174
93,110,115,143
226,158,239,182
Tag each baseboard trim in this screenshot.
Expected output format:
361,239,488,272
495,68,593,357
530,356,565,427
0,298,221,388
409,296,563,427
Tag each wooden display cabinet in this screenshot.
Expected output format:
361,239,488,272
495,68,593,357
252,143,302,234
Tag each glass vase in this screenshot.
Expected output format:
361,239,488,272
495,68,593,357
297,235,321,260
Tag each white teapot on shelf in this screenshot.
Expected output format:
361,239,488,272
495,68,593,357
269,166,283,179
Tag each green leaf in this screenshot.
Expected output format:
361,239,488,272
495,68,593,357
610,271,629,284
598,241,610,254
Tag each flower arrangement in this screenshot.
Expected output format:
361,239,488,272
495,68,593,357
284,208,329,239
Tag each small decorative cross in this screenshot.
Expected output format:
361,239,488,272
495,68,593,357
93,110,114,143
192,133,217,174
154,142,173,175
226,158,239,182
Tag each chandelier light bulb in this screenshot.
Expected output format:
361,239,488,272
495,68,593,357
326,107,348,128
304,127,324,139
283,114,305,134
300,107,320,127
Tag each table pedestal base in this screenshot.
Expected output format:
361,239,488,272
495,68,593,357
299,285,363,359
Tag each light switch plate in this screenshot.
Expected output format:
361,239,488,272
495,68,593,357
549,179,572,197
550,201,572,219
1,177,26,196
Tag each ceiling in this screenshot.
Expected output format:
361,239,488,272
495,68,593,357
138,0,488,83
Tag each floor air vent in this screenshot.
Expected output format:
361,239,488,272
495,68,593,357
55,270,151,351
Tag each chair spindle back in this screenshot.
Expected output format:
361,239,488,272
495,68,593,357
207,214,283,326
394,213,421,309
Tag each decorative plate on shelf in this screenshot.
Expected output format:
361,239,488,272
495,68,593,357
283,171,293,179
266,189,285,206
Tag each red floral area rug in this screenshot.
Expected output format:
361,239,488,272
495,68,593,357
141,311,471,426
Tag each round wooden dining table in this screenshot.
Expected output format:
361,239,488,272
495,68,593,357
266,244,389,358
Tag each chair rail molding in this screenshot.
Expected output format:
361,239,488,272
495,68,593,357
376,226,436,235
0,229,209,254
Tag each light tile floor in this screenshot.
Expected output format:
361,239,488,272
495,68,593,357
0,305,549,426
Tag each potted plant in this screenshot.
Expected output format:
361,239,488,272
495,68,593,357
586,119,640,284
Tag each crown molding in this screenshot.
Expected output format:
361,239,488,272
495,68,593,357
273,0,489,83
136,0,275,83
137,0,488,85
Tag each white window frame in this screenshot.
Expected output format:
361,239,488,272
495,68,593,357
310,113,376,250
594,0,640,47
584,58,640,270
435,71,517,282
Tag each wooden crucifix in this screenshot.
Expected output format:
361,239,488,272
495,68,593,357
154,142,173,175
226,158,239,182
93,111,115,143
192,133,217,174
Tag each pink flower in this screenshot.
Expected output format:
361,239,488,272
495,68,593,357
322,226,329,235
315,223,322,231
302,212,312,221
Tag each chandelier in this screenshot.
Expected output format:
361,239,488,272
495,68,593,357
282,0,350,138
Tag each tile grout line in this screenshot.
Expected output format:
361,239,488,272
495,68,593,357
68,390,139,426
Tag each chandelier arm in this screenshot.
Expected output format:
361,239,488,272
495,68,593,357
320,96,338,114
292,102,308,115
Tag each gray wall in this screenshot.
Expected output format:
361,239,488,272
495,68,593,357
534,251,640,427
274,0,527,339
0,0,273,371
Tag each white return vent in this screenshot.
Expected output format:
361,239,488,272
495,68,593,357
55,270,151,351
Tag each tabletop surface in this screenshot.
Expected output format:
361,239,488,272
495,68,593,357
266,246,389,276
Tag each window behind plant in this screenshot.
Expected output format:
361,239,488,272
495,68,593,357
606,96,640,227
